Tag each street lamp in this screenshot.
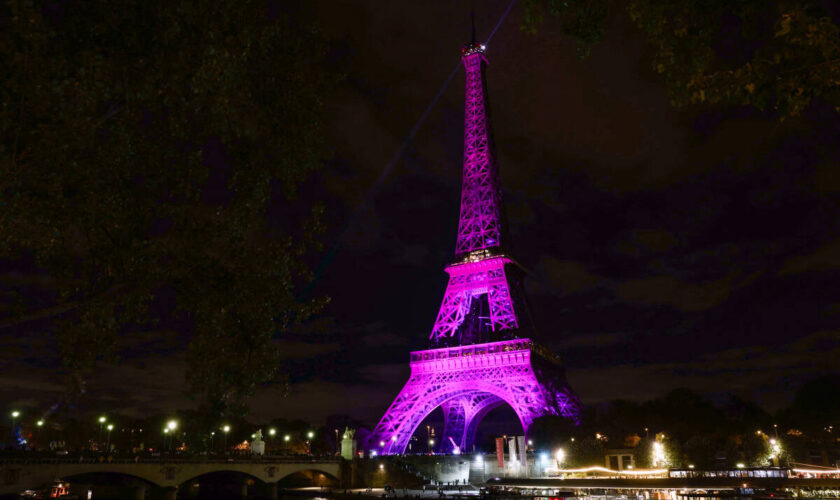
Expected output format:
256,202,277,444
10,411,20,446
106,424,114,451
98,416,106,450
210,431,215,452
428,438,435,453
268,428,276,452
222,425,231,452
306,431,314,454
163,428,170,452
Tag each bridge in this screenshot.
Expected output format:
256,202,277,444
0,456,343,499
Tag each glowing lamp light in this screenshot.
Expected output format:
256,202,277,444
107,424,114,431
555,448,566,464
223,425,231,433
736,463,745,468
98,416,106,424
36,420,44,427
540,452,549,463
11,411,20,418
652,441,666,467
269,429,276,436
527,439,533,446
428,439,435,446
307,431,314,439
476,454,484,463
167,420,178,431
284,434,290,442
380,440,386,447
391,436,397,442
371,450,378,457
379,464,384,470
689,465,695,469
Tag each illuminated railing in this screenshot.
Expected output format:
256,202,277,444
410,338,564,367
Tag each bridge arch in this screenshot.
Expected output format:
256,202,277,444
62,470,159,487
277,468,339,487
179,469,265,498
179,469,265,487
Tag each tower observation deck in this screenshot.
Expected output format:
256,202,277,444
367,32,581,456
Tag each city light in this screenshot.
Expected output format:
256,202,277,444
737,463,745,468
555,448,565,464
223,425,231,433
284,434,290,442
11,411,20,418
307,431,314,439
475,454,483,463
652,441,666,467
380,440,385,447
371,450,378,457
107,424,113,431
527,439,533,446
428,439,435,445
36,420,44,427
166,420,178,431
551,466,668,476
269,428,276,436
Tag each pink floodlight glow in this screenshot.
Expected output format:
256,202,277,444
367,339,580,455
454,46,503,258
368,38,580,455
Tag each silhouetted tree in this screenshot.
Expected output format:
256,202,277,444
0,1,333,417
522,0,840,120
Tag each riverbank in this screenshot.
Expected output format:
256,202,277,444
283,486,481,499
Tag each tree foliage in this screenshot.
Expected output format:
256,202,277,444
0,0,331,417
523,0,840,119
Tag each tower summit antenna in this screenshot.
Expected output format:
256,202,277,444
471,10,476,45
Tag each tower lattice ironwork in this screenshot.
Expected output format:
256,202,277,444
367,36,580,456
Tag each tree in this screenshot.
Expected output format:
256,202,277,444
523,0,840,120
0,0,331,417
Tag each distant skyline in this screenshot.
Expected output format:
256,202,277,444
1,0,838,428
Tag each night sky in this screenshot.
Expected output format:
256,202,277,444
3,0,839,428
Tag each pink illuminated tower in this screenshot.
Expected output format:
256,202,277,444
367,33,580,456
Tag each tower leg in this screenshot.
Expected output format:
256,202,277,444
441,399,467,453
461,395,503,453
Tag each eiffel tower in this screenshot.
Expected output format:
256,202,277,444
367,30,581,456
